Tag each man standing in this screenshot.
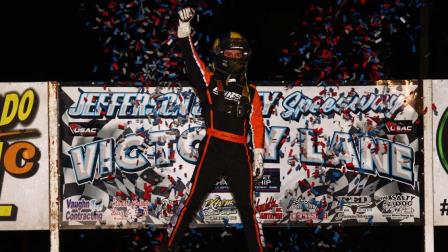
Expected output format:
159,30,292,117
163,7,266,252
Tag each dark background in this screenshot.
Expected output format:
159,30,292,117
0,0,447,82
0,0,447,251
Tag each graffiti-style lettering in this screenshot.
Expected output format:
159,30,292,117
69,130,180,185
68,91,196,119
177,127,205,164
280,91,405,121
264,127,289,162
299,130,415,185
259,91,281,117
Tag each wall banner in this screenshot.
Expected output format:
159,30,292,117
0,82,49,230
59,81,422,228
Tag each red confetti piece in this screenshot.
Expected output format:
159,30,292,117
346,162,355,170
432,103,438,112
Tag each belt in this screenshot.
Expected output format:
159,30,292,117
206,128,247,144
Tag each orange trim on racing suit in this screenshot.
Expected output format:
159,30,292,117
168,35,266,252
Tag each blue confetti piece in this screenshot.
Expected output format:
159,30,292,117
301,202,308,211
314,225,322,234
234,223,244,230
332,231,341,244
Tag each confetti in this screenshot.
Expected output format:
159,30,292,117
81,0,220,84
279,0,426,81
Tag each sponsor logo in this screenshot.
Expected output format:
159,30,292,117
201,195,238,223
384,120,413,134
289,211,328,222
212,169,281,193
213,178,230,193
211,87,242,102
254,169,281,192
69,121,99,137
64,199,103,222
69,123,98,136
335,196,374,221
287,198,317,211
286,197,328,222
378,194,416,218
336,196,373,214
255,197,284,220
110,199,152,222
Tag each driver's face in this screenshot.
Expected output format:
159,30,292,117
224,49,243,59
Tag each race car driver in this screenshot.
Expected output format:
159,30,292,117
162,7,266,252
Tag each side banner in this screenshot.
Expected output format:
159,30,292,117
60,81,422,228
433,80,448,226
0,83,49,230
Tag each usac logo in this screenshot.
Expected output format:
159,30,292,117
384,120,413,134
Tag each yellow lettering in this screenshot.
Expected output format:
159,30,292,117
0,141,3,161
18,89,35,122
0,93,19,127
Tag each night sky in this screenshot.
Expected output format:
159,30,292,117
0,0,447,82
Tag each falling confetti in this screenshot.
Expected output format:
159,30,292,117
81,0,220,84
280,0,428,81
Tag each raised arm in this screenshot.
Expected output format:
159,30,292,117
176,7,212,89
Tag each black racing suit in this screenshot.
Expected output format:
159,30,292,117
166,36,266,252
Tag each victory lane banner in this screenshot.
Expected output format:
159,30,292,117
59,81,423,229
0,82,49,230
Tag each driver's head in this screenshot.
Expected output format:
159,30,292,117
212,32,251,76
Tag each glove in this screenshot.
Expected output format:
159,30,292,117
253,148,264,180
177,7,195,38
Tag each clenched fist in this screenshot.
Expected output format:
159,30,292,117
178,7,195,23
177,7,195,38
